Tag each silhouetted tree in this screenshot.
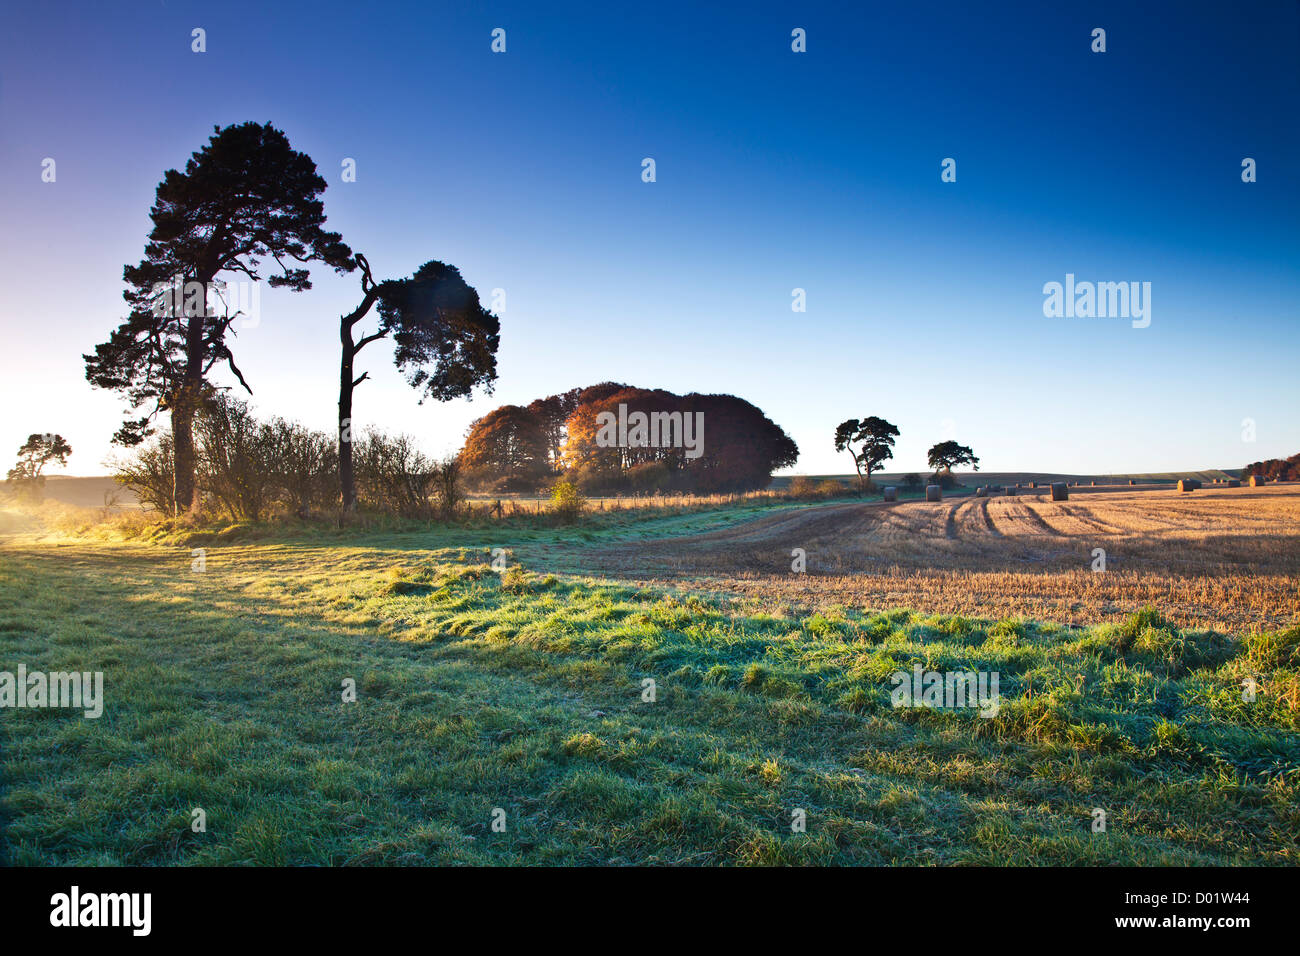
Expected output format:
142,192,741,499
927,440,980,479
6,433,72,486
833,416,899,491
337,255,499,512
85,122,352,514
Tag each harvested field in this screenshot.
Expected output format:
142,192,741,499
584,485,1300,631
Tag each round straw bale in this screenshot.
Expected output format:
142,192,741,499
1050,482,1068,501
926,484,942,502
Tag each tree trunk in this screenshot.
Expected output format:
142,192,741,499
846,452,863,492
173,303,208,515
339,329,357,514
171,400,195,516
337,255,383,517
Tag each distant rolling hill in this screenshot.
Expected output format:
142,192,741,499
35,476,139,509
32,470,1251,510
770,468,1244,490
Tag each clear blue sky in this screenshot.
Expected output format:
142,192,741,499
1,0,1297,476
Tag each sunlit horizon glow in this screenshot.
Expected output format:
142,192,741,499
1,1,1297,480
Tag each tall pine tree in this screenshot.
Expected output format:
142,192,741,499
85,122,352,513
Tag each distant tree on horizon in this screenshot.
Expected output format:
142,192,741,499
336,255,499,512
84,122,353,515
927,440,980,480
1243,452,1300,482
833,417,900,492
6,433,72,487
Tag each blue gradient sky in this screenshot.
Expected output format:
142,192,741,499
1,0,1297,476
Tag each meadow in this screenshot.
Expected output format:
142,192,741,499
1,484,1298,865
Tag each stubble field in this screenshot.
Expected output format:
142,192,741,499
585,484,1300,631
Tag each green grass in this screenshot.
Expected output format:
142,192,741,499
1,531,1297,865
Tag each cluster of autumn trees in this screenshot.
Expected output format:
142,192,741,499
1244,453,1300,482
459,384,798,494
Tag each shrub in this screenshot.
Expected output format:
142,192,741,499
112,403,456,524
550,479,586,522
787,476,843,499
195,393,279,521
787,476,818,499
354,430,435,518
431,455,464,520
268,418,337,518
112,432,176,514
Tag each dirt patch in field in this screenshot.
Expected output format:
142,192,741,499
579,485,1300,631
